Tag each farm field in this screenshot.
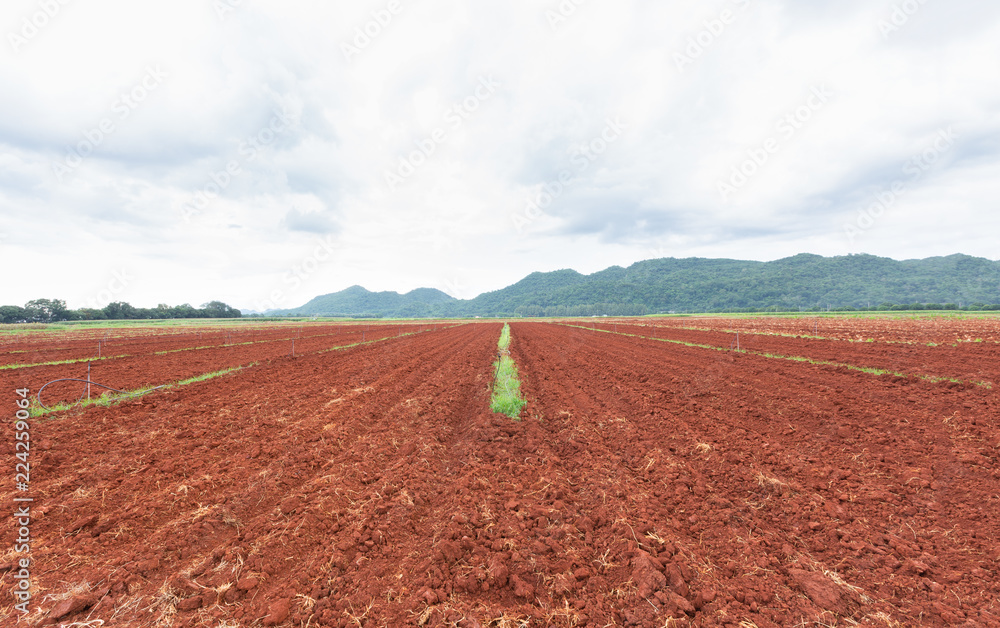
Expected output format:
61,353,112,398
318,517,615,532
0,322,450,410
583,319,1000,387
0,322,451,366
651,315,1000,345
1,317,998,627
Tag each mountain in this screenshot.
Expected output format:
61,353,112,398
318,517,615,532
271,286,456,318
269,254,1000,317
464,269,587,313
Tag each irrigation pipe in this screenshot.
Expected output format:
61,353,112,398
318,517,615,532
37,378,166,411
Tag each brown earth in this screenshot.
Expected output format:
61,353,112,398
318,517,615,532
649,316,1000,345
1,320,998,627
0,322,445,366
593,320,1000,386
0,324,449,409
510,322,1000,626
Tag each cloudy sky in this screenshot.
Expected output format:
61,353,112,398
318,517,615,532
1,0,997,311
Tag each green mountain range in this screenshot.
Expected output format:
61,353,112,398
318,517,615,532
268,253,1000,318
270,286,455,318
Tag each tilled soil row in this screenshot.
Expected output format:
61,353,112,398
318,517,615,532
0,327,270,363
3,321,998,627
649,316,1000,345
2,323,513,626
510,322,1000,626
0,323,442,367
591,321,1000,386
1,328,213,351
0,327,430,409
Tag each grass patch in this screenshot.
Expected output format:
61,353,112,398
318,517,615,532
31,385,164,416
175,364,250,386
491,324,526,419
29,363,255,418
0,356,112,370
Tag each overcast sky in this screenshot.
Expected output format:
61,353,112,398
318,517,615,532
1,0,997,311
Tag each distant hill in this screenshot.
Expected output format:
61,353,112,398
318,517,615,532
270,286,456,318
269,254,1000,317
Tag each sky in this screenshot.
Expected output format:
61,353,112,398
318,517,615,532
0,0,998,312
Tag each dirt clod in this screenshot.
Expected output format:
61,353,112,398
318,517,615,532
48,593,98,620
788,568,846,613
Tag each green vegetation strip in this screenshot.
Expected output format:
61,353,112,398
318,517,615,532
562,324,993,389
28,364,256,419
490,324,527,419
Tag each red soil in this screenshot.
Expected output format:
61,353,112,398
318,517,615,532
595,320,1000,386
652,316,1000,345
0,324,446,408
0,322,443,366
2,320,998,627
511,322,1000,626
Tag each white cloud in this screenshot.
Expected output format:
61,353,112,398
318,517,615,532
0,0,998,309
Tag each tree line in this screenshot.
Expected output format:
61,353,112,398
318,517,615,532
0,299,243,324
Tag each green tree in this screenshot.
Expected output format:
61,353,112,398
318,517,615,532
103,301,138,320
24,298,70,322
201,301,242,318
76,308,108,320
0,305,28,324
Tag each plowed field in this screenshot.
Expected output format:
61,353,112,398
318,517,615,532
587,320,1000,386
2,318,998,627
0,323,448,409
